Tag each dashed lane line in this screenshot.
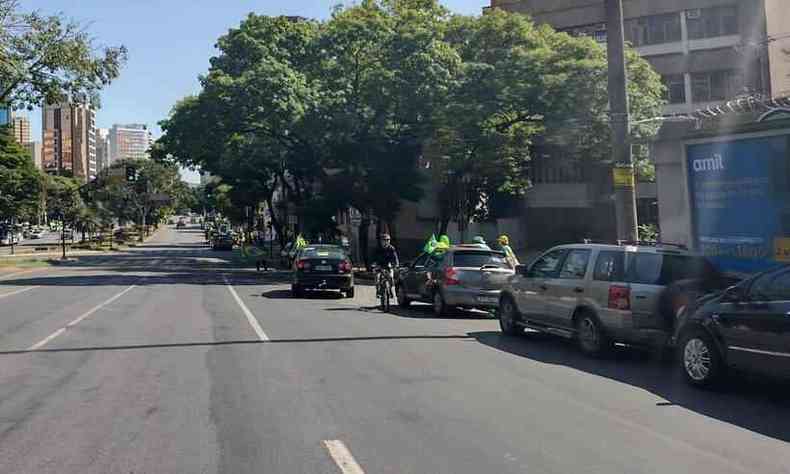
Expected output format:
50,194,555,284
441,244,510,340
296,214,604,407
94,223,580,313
223,275,270,341
26,284,138,351
0,286,39,299
323,440,366,474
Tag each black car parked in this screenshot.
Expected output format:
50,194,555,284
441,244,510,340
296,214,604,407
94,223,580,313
291,245,355,298
675,264,790,387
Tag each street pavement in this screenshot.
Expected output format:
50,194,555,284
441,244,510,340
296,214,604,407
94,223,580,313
0,225,787,474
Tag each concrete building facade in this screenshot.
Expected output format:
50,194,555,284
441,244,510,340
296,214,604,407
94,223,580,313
96,128,110,171
25,142,42,169
109,124,150,163
10,114,31,144
490,0,790,114
480,0,790,248
41,103,96,182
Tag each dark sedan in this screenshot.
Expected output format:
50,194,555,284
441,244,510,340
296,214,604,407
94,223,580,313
675,264,790,387
291,245,355,298
211,233,234,251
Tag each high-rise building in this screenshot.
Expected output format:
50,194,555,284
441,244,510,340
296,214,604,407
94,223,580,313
10,114,31,144
41,103,97,182
488,0,790,115
96,128,110,171
25,142,42,169
109,123,151,163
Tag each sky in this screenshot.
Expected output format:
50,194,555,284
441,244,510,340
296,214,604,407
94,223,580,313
19,0,488,182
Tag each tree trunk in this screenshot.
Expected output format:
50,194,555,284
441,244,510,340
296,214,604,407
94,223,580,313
438,218,450,236
359,216,370,271
265,194,287,248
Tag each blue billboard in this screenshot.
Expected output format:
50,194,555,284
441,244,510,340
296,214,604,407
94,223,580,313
0,107,9,126
688,135,790,274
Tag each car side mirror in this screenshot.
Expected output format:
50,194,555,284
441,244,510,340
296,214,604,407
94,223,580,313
515,264,529,276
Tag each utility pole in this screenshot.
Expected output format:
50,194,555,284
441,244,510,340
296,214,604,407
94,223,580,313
605,0,638,241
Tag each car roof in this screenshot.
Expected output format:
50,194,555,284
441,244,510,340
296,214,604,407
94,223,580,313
449,244,504,255
549,243,696,256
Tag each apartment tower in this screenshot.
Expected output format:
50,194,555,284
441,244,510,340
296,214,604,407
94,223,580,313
42,103,97,182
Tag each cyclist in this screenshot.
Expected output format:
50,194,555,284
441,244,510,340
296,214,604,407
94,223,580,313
372,234,399,297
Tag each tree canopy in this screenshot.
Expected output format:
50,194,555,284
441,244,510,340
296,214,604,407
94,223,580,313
0,124,42,223
0,0,127,108
156,1,665,241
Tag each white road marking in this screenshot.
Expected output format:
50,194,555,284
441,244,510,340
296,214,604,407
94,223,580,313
27,284,138,351
322,440,365,474
0,286,39,299
223,275,269,341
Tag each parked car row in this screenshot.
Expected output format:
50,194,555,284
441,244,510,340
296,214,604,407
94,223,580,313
286,239,789,389
497,242,789,388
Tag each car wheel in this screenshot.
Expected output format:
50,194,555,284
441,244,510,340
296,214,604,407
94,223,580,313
345,287,355,298
679,330,723,388
291,284,302,298
397,285,411,308
575,312,612,357
498,296,522,336
433,291,448,316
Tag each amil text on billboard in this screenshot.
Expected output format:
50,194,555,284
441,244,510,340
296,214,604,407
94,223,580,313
688,135,790,273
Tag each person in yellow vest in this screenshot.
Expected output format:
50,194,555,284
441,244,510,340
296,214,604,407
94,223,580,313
496,235,520,268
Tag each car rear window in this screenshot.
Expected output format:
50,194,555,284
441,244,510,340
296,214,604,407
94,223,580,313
453,251,511,269
626,253,712,285
301,247,347,260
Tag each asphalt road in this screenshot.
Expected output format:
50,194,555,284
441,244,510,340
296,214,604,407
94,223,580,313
0,225,787,474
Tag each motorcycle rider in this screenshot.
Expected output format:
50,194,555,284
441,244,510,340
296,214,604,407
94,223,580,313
373,234,399,297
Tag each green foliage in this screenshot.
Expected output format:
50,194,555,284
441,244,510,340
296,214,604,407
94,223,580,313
0,0,127,108
638,223,659,243
0,124,42,222
45,175,83,223
156,1,666,237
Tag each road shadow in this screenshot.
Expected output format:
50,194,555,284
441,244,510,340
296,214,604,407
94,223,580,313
0,270,292,287
324,303,494,320
0,334,475,356
261,289,345,300
469,330,790,443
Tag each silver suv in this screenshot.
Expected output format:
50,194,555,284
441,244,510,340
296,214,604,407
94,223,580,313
498,243,725,356
396,246,515,316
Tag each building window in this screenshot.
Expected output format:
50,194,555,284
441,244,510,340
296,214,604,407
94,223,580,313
662,74,686,104
625,13,681,47
691,70,744,102
687,6,738,40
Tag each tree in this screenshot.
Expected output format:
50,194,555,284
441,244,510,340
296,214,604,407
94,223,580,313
155,2,666,253
430,10,665,232
0,0,127,108
45,175,83,258
0,124,42,234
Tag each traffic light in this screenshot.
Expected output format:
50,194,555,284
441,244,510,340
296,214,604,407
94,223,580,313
126,166,136,182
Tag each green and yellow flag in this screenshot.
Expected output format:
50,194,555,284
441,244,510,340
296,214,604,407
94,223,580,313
295,234,308,249
423,234,438,254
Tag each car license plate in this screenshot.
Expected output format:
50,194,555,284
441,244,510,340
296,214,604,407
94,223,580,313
477,296,498,304
315,265,332,271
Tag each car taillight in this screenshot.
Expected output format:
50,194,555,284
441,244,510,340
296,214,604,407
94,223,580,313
608,285,631,310
297,260,310,270
444,267,460,285
339,260,352,273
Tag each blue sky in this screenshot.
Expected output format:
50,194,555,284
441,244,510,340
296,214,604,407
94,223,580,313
20,0,488,182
